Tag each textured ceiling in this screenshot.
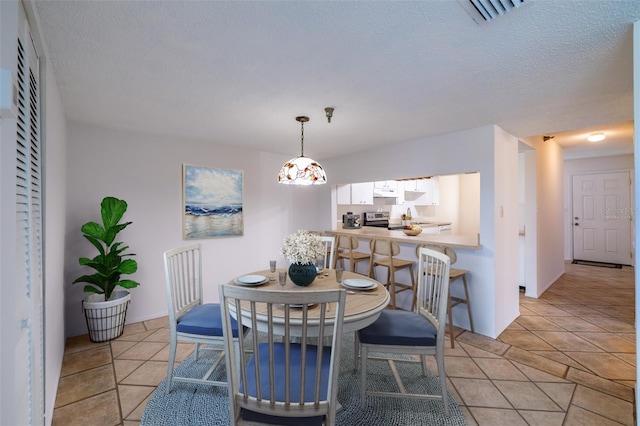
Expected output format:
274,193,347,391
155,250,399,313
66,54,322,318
33,1,639,160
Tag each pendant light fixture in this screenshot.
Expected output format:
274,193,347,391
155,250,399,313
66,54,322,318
277,116,327,185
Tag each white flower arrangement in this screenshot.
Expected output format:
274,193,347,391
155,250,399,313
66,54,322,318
280,230,325,265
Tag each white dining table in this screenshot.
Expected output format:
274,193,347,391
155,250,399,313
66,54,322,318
226,268,390,337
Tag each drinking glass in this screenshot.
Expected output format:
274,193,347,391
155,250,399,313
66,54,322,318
335,267,343,284
278,271,287,287
269,260,276,273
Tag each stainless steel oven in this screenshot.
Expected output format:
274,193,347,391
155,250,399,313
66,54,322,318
363,211,390,228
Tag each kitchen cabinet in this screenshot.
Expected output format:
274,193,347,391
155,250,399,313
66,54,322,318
374,180,397,190
351,182,374,204
336,184,351,205
404,179,429,192
423,178,439,205
336,182,374,205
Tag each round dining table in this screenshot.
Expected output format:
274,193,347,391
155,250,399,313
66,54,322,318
226,268,390,337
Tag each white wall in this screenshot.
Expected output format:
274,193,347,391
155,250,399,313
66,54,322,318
42,48,68,426
323,124,520,338
64,122,325,337
563,154,635,261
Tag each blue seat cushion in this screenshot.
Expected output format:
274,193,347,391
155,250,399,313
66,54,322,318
358,309,437,346
240,342,331,425
176,303,243,338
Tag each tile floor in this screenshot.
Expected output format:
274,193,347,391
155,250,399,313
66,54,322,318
52,261,636,425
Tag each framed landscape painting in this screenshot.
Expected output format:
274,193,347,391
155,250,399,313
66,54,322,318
183,164,244,239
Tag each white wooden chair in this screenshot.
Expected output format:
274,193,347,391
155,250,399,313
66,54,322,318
317,235,335,271
357,246,451,415
163,244,246,394
415,243,474,347
219,285,346,426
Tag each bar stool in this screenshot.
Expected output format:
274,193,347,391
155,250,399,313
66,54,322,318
334,235,370,274
368,238,415,310
415,244,474,347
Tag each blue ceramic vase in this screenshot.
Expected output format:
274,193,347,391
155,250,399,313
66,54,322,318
288,263,316,286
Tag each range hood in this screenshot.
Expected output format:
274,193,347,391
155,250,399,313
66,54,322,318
373,187,398,198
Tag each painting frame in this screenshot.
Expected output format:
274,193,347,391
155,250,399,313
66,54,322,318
182,164,244,239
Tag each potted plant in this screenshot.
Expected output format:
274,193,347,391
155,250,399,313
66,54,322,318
73,196,140,342
280,230,325,286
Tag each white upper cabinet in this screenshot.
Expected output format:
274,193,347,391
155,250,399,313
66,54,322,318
422,178,440,205
336,184,351,205
351,182,374,204
336,182,374,205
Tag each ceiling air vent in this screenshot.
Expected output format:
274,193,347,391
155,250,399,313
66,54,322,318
461,0,525,23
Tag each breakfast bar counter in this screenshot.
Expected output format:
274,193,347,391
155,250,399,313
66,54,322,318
326,227,481,250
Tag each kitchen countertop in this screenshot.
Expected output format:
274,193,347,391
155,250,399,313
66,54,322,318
326,227,481,250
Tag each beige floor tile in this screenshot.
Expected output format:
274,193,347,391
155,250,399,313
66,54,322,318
116,329,159,342
119,360,169,386
581,316,635,333
499,330,557,351
441,356,486,379
449,378,512,408
564,352,636,381
518,410,566,426
467,407,527,425
455,332,511,356
143,316,169,330
459,342,502,359
564,405,629,426
521,303,573,317
151,342,195,362
511,362,570,383
120,322,147,337
63,334,109,355
532,331,603,352
116,341,167,360
118,384,155,418
545,316,607,332
535,382,576,411
473,358,528,381
493,380,562,411
54,364,115,408
459,406,478,426
51,389,120,426
566,368,634,402
571,385,634,425
515,316,566,331
125,392,154,422
114,359,145,382
574,332,636,353
60,345,112,376
110,340,138,358
529,350,590,371
504,347,568,378
143,328,171,343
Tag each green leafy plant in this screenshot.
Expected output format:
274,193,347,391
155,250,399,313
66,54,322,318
73,196,140,300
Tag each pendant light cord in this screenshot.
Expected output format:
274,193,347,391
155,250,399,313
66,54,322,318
300,120,305,157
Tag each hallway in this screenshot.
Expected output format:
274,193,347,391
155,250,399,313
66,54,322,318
52,261,635,425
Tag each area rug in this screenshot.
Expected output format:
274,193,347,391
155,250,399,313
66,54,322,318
141,333,467,425
572,259,622,269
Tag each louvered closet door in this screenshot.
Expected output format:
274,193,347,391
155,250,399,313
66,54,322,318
14,5,44,424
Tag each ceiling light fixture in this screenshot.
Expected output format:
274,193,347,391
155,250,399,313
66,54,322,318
277,116,327,186
324,107,334,123
587,133,605,142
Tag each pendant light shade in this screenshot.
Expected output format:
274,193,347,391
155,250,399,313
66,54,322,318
277,116,327,185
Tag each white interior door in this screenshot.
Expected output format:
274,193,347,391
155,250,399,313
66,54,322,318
572,172,632,265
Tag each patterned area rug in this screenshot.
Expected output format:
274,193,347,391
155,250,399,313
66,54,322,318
141,333,467,425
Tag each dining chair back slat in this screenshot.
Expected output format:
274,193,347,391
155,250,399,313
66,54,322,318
220,285,346,426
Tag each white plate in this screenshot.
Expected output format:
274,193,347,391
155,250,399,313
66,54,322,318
287,303,317,309
342,278,376,290
234,274,268,286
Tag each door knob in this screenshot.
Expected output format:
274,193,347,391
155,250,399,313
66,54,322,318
574,223,579,226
